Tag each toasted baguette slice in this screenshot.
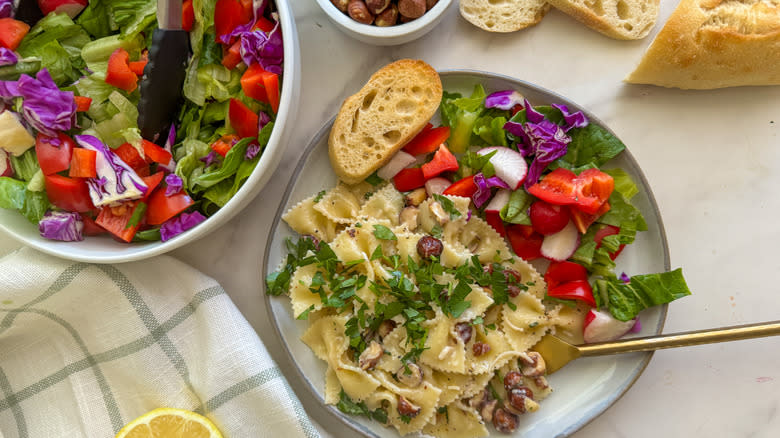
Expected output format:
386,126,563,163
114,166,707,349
626,0,780,89
459,0,551,33
547,0,659,39
329,59,442,185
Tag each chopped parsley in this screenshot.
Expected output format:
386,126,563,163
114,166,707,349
337,390,388,424
432,194,462,220
365,172,383,186
372,224,397,241
313,190,326,203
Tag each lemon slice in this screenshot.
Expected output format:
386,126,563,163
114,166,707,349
115,408,223,438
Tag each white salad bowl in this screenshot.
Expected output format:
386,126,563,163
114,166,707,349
264,70,671,437
315,0,453,46
0,0,301,264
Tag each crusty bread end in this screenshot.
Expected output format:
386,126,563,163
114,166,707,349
459,0,551,33
329,59,442,185
547,0,660,40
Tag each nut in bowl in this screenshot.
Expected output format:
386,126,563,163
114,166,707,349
316,0,453,45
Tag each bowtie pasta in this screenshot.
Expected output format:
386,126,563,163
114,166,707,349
268,183,576,437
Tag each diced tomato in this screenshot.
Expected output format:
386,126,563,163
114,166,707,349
240,64,279,113
485,211,506,237
222,40,242,70
0,18,29,51
210,134,240,157
442,175,477,198
105,48,138,92
594,224,625,260
506,224,543,261
403,126,450,156
74,96,92,112
574,168,614,214
141,139,172,165
548,280,596,308
80,213,107,236
214,0,253,43
393,168,425,192
228,98,259,139
544,261,588,290
114,143,150,173
140,171,165,201
253,16,275,32
529,200,570,236
95,203,141,243
570,202,610,234
44,174,94,213
35,132,74,175
68,148,97,178
182,0,195,32
146,189,194,225
421,144,458,180
527,168,577,205
128,57,148,76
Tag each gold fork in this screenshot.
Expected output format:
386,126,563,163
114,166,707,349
533,320,780,374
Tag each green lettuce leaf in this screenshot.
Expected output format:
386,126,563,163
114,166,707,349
439,85,487,153
192,137,254,190
11,150,40,182
500,189,532,225
473,112,508,147
0,177,50,223
594,269,692,321
556,124,626,170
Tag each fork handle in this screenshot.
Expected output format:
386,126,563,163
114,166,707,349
578,320,780,357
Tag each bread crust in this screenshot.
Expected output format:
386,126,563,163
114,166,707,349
459,0,551,33
328,60,443,184
626,0,780,89
546,0,661,40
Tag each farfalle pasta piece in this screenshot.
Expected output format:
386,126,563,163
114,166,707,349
313,183,362,224
358,183,405,225
282,195,339,241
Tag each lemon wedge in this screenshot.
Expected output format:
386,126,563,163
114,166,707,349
115,408,223,438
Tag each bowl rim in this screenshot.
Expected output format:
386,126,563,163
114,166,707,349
262,69,671,438
0,0,300,264
314,0,453,39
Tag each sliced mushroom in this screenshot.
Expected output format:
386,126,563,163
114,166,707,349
429,201,450,225
519,351,546,377
399,206,419,231
404,188,427,206
480,399,498,423
396,363,423,387
377,319,397,339
358,341,383,370
397,395,421,418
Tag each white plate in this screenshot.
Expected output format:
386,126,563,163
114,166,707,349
263,70,670,437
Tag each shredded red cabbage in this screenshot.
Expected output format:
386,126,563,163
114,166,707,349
200,150,219,168
239,24,283,74
164,174,183,196
245,142,260,160
75,135,148,206
159,124,177,173
472,173,491,208
0,69,76,136
160,211,207,241
0,0,12,18
0,48,17,66
39,211,84,242
484,90,524,110
552,103,588,131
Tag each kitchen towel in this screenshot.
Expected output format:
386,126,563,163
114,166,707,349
0,247,319,438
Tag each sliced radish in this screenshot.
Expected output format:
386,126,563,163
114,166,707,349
425,177,451,196
477,146,527,190
377,150,415,180
37,0,88,18
0,148,11,177
583,309,638,343
540,220,579,262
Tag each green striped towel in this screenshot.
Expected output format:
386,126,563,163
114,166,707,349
0,247,319,438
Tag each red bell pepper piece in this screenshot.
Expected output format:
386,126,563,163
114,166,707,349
80,213,107,236
548,280,597,308
421,144,458,180
146,189,194,225
74,96,92,112
182,0,195,32
505,224,543,261
35,132,74,175
229,98,259,139
484,210,506,237
528,168,614,215
210,134,240,157
0,18,29,51
214,0,253,43
569,201,610,234
44,174,94,213
114,143,150,173
105,48,138,92
253,16,275,32
403,126,450,156
442,175,478,198
141,139,172,165
68,148,97,179
544,261,589,290
140,171,165,201
392,168,425,192
240,64,280,113
222,40,242,70
96,202,141,243
128,57,148,76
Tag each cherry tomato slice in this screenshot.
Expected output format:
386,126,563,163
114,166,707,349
443,175,478,198
544,261,589,290
529,200,570,236
393,168,425,192
44,174,94,213
506,224,543,261
36,132,74,175
547,280,596,308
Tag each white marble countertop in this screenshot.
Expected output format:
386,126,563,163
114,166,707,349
2,1,780,437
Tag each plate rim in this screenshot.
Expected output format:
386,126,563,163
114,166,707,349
262,69,671,438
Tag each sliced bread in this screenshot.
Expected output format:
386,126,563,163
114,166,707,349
329,59,442,185
546,0,660,39
626,0,780,89
459,0,551,32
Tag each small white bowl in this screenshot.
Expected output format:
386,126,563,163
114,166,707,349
315,0,453,46
0,0,301,264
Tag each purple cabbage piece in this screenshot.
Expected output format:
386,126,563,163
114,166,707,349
472,173,491,208
160,211,207,242
524,99,546,123
165,174,183,196
0,48,17,66
629,317,641,333
75,135,148,207
485,176,510,190
619,272,630,283
552,103,588,131
39,211,84,242
200,150,219,168
159,124,177,173
484,90,524,110
258,110,271,129
0,0,12,18
0,69,76,136
217,0,271,44
239,23,283,74
245,142,260,160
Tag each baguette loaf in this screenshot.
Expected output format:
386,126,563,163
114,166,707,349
329,59,442,185
626,0,780,89
546,0,660,39
459,0,551,33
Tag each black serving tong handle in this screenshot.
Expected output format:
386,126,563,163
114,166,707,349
137,0,190,144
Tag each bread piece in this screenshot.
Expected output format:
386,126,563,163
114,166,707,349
329,59,442,185
626,0,780,89
459,0,551,33
546,0,660,39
